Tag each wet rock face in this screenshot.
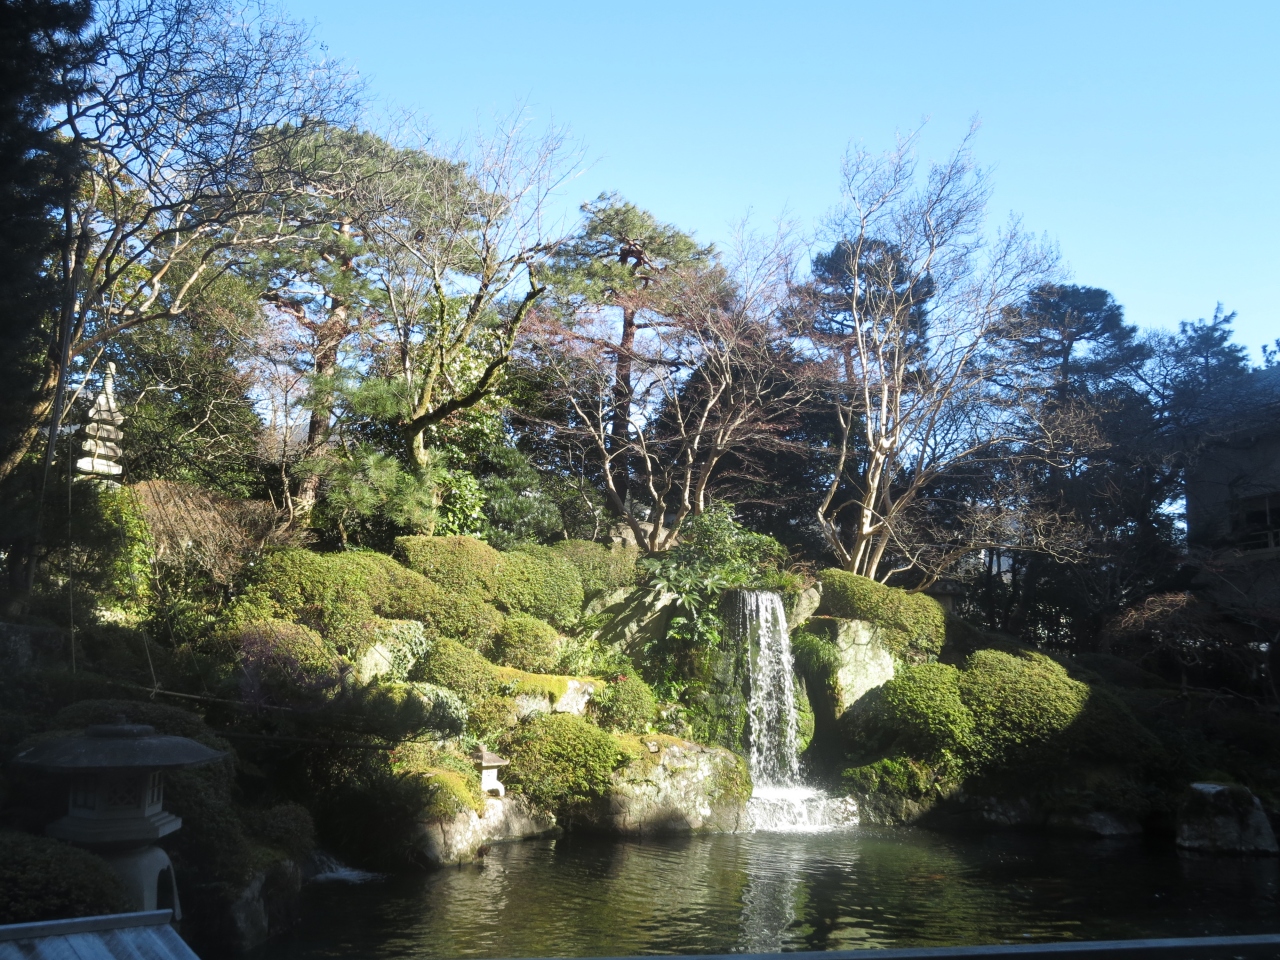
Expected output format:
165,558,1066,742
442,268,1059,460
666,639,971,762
1176,782,1279,855
587,738,751,836
413,795,559,866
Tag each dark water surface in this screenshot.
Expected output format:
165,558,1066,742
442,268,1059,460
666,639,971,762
257,828,1280,958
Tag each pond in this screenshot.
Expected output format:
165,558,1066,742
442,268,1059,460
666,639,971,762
254,827,1280,958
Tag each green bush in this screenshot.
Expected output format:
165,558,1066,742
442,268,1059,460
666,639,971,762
550,540,639,597
230,548,503,650
958,649,1088,767
500,713,625,812
0,832,129,924
246,802,316,861
855,663,973,761
816,570,946,658
591,673,656,733
389,742,485,822
494,613,561,673
394,535,501,597
234,619,342,689
493,547,584,628
842,756,938,802
352,618,433,681
417,637,501,702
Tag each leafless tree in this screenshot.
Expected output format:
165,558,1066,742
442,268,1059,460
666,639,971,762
801,129,1063,585
0,0,363,486
528,228,815,553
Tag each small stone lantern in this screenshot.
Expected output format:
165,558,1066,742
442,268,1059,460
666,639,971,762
471,745,509,798
12,723,225,918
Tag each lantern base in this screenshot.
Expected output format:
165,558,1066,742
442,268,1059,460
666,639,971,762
46,810,182,845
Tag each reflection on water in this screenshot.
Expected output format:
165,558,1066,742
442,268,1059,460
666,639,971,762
254,829,1280,959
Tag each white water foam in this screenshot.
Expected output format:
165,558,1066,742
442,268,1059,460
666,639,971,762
310,851,384,884
733,589,858,833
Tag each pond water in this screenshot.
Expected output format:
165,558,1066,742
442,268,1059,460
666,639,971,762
255,827,1280,958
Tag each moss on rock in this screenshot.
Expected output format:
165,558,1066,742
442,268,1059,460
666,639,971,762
0,831,129,924
816,570,945,659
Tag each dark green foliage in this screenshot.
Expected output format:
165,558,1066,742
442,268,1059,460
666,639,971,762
418,636,500,702
245,802,316,861
591,673,656,734
500,713,625,813
494,613,561,673
474,445,565,549
493,547,584,628
235,619,342,691
817,570,945,658
655,504,796,593
0,832,128,924
394,535,501,597
550,539,639,597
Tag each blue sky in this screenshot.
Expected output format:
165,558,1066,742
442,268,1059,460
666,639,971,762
294,0,1278,359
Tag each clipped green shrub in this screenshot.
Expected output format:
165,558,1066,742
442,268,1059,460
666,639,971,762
234,619,342,689
500,713,625,812
389,742,485,821
229,548,503,650
418,637,501,701
394,535,501,597
0,832,129,924
854,663,973,760
591,673,656,733
816,570,945,658
958,649,1087,767
550,540,639,597
246,802,316,861
493,548,584,627
351,618,433,682
494,613,561,673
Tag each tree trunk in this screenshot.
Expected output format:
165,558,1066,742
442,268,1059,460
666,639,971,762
292,303,347,522
608,306,637,512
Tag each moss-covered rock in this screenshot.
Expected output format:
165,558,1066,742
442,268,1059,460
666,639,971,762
0,831,129,924
394,535,501,597
494,547,585,628
500,713,627,814
549,540,639,597
494,613,561,673
816,570,945,659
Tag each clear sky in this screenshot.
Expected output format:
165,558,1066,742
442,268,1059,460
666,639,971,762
292,0,1278,359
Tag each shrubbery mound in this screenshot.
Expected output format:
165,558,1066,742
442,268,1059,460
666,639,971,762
591,673,656,734
550,540,639,597
500,713,626,813
816,570,945,658
494,546,584,628
230,548,503,650
394,535,501,597
0,832,129,924
495,613,561,673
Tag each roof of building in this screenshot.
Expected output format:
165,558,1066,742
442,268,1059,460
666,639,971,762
0,910,199,960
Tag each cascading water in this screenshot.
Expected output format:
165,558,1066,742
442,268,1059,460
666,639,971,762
731,590,858,833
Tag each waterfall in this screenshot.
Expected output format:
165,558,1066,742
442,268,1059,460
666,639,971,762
730,589,858,833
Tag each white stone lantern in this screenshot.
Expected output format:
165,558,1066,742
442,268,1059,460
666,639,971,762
12,723,224,918
471,745,509,798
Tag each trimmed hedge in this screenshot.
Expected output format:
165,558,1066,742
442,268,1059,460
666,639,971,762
229,549,504,651
234,619,342,688
500,713,626,812
848,663,973,761
816,570,946,658
0,832,129,924
394,535,501,597
550,540,639,597
495,613,561,673
495,547,585,628
590,673,656,734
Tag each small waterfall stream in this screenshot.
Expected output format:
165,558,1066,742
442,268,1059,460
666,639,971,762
731,590,858,832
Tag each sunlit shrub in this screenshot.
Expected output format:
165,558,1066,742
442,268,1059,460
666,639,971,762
494,613,561,673
500,713,625,813
816,570,945,659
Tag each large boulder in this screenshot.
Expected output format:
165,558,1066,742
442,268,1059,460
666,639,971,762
793,616,895,748
1176,782,1279,854
586,736,751,835
413,795,559,866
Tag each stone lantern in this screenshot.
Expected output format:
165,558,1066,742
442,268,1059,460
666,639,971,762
471,745,509,798
12,723,225,918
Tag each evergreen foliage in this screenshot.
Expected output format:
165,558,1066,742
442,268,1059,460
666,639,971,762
500,713,626,813
817,570,946,658
494,612,562,673
0,832,128,925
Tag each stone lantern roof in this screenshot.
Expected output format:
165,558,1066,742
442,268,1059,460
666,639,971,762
12,724,225,772
471,745,509,769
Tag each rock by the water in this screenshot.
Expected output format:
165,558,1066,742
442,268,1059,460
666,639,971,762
414,794,558,866
226,858,303,952
1047,810,1143,837
788,583,822,629
1176,782,1279,854
588,737,751,835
